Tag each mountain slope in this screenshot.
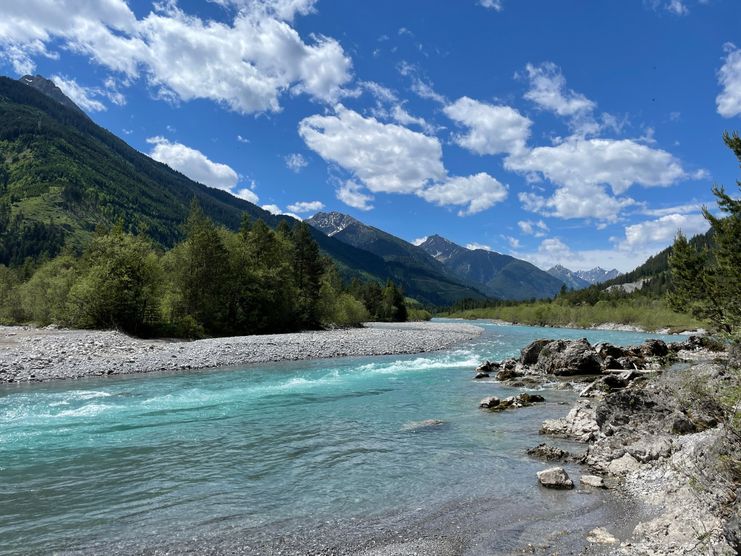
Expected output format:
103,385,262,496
306,212,486,305
547,265,591,290
0,76,484,306
576,267,621,284
419,235,566,300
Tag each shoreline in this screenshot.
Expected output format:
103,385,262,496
0,321,483,385
444,316,705,335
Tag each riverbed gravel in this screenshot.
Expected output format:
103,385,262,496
0,321,483,384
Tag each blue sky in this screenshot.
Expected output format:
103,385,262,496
1,0,740,272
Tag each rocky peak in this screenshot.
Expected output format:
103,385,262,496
19,75,86,116
418,234,465,263
305,211,360,237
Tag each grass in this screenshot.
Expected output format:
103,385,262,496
441,298,703,331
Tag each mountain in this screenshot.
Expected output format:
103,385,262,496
306,212,486,305
418,235,565,300
576,267,621,284
547,265,591,290
19,75,87,116
0,76,484,306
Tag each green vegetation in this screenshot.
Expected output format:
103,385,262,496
442,296,701,331
669,132,741,342
0,204,411,337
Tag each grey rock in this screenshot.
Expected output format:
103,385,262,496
536,466,574,489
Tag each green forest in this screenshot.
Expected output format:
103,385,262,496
0,202,415,337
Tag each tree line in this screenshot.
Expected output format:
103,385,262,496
0,202,410,337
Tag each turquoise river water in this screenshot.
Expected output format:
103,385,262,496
0,321,680,554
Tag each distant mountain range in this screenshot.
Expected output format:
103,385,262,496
307,214,564,301
546,265,621,290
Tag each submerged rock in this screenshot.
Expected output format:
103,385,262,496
400,419,445,432
536,466,574,489
480,393,545,411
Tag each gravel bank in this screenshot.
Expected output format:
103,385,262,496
0,321,483,384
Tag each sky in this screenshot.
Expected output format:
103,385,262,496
0,0,740,272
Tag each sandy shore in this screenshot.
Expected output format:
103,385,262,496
0,321,483,384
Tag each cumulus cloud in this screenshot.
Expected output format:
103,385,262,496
0,0,352,114
419,173,508,216
147,137,238,190
262,203,301,219
284,153,308,173
524,62,595,118
50,74,107,112
286,200,325,213
717,43,741,118
411,236,428,246
617,213,709,250
507,137,687,195
444,96,532,156
336,180,374,211
299,105,445,194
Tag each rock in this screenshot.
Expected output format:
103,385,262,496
520,339,551,365
670,412,697,435
519,393,545,403
479,396,501,409
474,372,490,379
541,400,599,442
580,474,606,488
536,338,603,376
607,452,640,475
625,436,672,462
595,343,627,360
672,335,725,352
586,527,617,544
502,358,517,371
476,360,499,373
527,443,570,461
616,355,644,370
639,339,669,358
495,368,519,381
602,355,624,370
536,466,574,489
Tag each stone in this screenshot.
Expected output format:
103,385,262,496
639,339,669,358
520,339,551,365
479,396,501,409
536,466,574,489
527,443,570,461
541,400,599,442
607,452,640,475
476,361,499,373
586,527,618,544
670,412,697,435
495,368,519,381
474,372,490,379
626,437,672,462
536,338,603,376
580,474,606,488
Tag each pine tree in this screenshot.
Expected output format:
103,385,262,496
291,222,324,328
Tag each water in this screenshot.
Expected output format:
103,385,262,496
0,322,679,554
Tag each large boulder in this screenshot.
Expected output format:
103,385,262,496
520,339,551,365
639,339,669,358
595,343,627,360
536,466,574,489
536,338,603,376
527,443,571,461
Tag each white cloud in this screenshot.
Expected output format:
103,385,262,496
513,239,653,273
418,173,508,216
666,0,689,15
507,137,687,195
50,74,106,112
641,202,702,217
336,180,374,211
479,0,504,11
147,136,238,190
518,219,549,236
518,185,636,222
299,105,445,194
444,96,532,156
504,236,521,249
617,213,709,250
717,43,741,118
234,188,259,204
0,0,352,114
466,242,493,251
411,236,428,246
284,153,308,173
237,135,250,144
398,61,446,104
261,203,301,219
524,62,595,118
286,200,325,213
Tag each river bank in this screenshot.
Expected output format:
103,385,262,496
482,336,740,554
0,321,483,384
447,316,705,335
